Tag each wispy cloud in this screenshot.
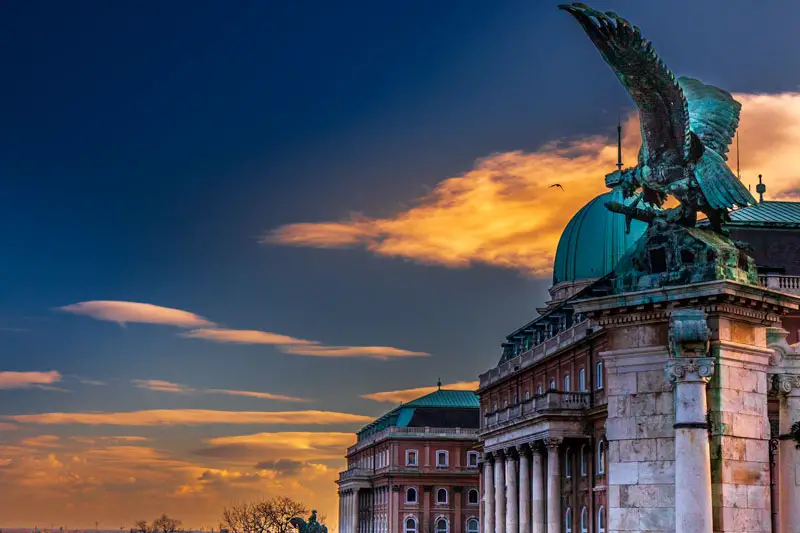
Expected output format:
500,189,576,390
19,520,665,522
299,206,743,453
132,379,310,403
0,370,62,390
18,435,61,448
182,328,429,359
196,431,355,461
7,409,372,426
361,380,479,403
262,92,800,276
58,301,215,328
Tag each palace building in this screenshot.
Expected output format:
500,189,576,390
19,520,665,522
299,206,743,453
337,386,481,533
477,178,800,533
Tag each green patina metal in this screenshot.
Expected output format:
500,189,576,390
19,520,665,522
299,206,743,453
290,510,328,533
355,389,479,442
559,3,760,291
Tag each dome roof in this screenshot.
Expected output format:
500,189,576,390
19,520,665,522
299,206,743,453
552,188,647,284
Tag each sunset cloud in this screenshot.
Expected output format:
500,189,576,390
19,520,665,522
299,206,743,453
196,431,355,461
361,380,479,403
182,328,429,359
263,92,800,276
132,379,310,402
8,409,372,426
59,301,215,328
0,370,62,390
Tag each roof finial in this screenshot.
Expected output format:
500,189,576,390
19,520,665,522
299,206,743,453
616,115,623,171
437,378,442,390
756,174,766,203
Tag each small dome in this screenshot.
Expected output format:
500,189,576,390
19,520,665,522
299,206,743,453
552,188,647,284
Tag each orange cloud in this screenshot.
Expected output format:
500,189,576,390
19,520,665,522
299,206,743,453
183,328,429,359
0,370,62,389
361,380,479,403
8,409,372,426
197,431,355,461
132,379,310,403
19,434,62,448
263,92,800,276
59,301,215,328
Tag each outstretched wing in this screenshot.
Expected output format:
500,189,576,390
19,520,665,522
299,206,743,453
693,145,755,209
678,77,741,161
559,4,692,162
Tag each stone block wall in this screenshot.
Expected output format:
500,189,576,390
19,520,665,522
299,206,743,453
604,343,676,533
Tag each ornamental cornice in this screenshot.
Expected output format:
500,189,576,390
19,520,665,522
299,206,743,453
666,357,715,384
772,374,800,395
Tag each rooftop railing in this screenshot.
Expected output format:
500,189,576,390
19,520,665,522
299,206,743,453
759,274,800,294
338,468,373,481
480,319,593,389
482,391,590,430
347,426,479,454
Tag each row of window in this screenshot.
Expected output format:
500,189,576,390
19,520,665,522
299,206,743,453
564,442,605,478
405,450,479,468
404,517,479,533
565,506,605,533
487,362,605,413
404,487,479,505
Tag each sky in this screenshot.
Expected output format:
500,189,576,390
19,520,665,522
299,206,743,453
3,0,800,529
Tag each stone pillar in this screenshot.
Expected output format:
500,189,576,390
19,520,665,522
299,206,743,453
519,448,531,533
484,455,496,533
545,438,561,533
455,487,463,533
351,490,359,533
495,451,506,533
339,491,344,533
531,447,545,533
666,311,715,533
506,449,519,533
775,373,800,533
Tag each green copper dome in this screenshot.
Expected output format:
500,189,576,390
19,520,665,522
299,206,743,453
552,188,647,284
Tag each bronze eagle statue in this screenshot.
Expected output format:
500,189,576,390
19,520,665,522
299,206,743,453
559,3,756,234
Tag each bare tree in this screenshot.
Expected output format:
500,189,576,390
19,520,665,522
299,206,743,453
221,496,309,533
132,516,183,533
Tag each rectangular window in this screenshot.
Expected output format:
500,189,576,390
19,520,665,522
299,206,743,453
596,362,604,390
436,450,449,467
406,449,418,466
467,451,479,467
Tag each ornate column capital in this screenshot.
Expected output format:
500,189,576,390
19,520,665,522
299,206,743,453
505,446,519,459
666,357,715,384
518,443,532,456
773,373,800,396
668,309,711,358
543,437,563,450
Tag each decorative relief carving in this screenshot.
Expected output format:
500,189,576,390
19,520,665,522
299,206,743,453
666,357,715,384
669,309,711,358
543,437,563,450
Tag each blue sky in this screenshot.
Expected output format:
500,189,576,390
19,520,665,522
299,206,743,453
3,0,800,528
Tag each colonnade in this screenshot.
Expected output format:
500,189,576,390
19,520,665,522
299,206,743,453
482,439,564,533
339,488,360,533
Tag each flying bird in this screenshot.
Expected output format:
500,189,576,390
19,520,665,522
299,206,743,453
559,3,755,233
549,184,565,191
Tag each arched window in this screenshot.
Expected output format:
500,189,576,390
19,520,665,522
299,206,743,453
468,489,479,505
597,506,605,533
580,507,588,533
537,385,543,395
549,379,556,391
565,507,572,533
405,517,417,533
564,374,571,392
466,519,479,533
580,445,587,477
565,449,572,478
597,441,605,474
406,487,417,503
596,361,604,390
579,368,586,392
436,488,448,504
436,518,448,533
525,390,530,400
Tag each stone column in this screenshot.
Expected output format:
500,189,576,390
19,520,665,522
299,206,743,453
506,448,519,533
531,447,545,533
775,374,800,533
666,310,714,533
545,438,562,533
519,447,531,533
484,455,496,533
495,451,506,533
351,489,359,533
338,491,344,533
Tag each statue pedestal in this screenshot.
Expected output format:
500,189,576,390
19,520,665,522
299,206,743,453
574,281,800,533
612,224,758,293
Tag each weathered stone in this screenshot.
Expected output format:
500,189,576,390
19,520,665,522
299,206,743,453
607,417,637,440
608,395,629,418
619,485,660,508
637,461,674,484
720,483,748,509
634,415,674,439
638,370,671,394
744,439,768,463
619,439,657,462
657,485,675,507
653,391,674,415
609,462,638,485
608,441,620,463
638,507,675,530
719,436,746,461
608,508,640,531
721,461,770,486
630,394,656,417
610,372,638,396
746,485,769,509
656,438,675,461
